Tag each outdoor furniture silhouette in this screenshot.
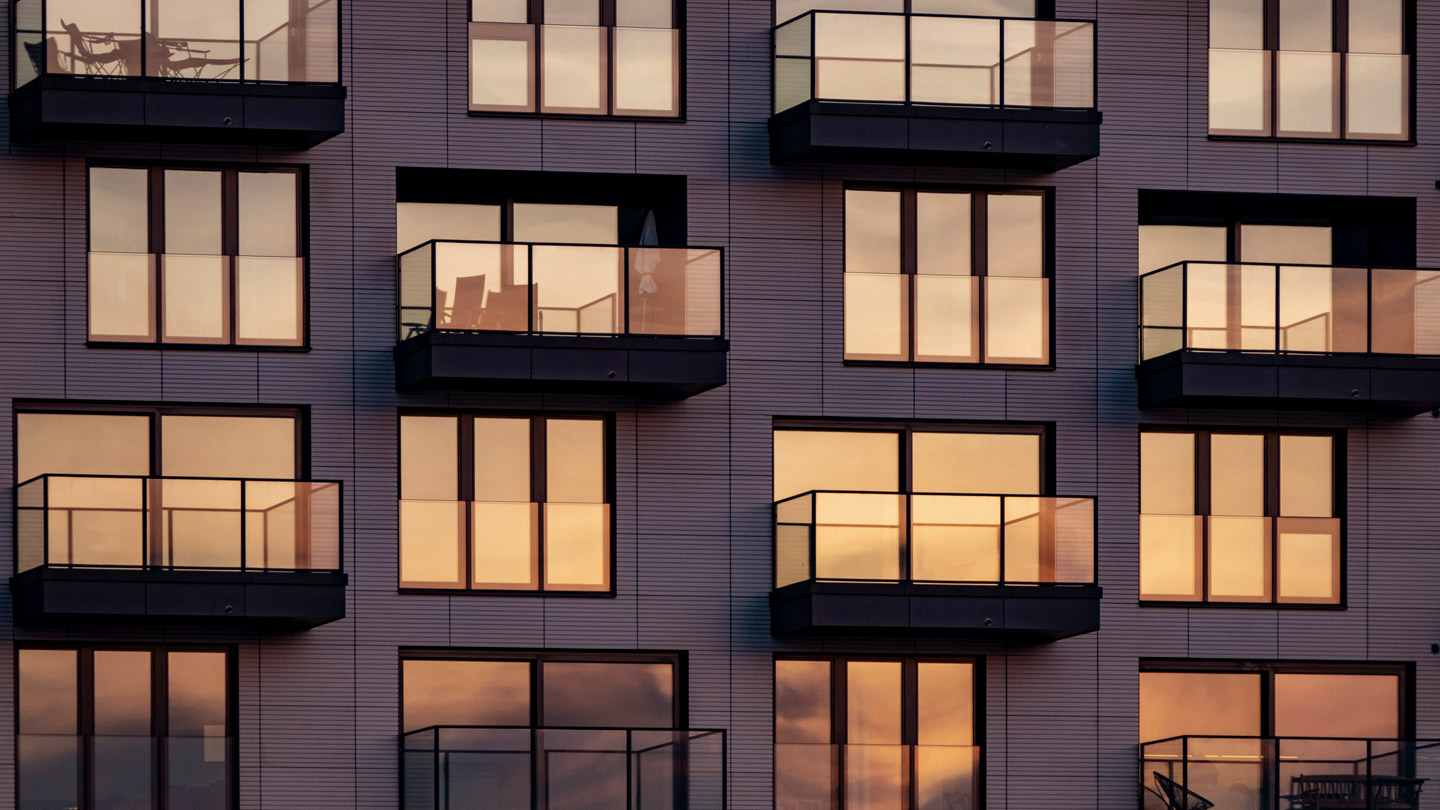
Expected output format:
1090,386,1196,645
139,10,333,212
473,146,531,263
1154,771,1215,810
147,34,245,79
448,275,487,329
1287,774,1425,810
60,20,139,75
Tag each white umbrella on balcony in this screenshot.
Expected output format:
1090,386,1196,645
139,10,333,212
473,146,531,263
633,210,661,332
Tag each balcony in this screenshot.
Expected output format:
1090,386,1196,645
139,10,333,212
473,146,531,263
402,726,726,810
777,743,980,810
395,240,727,396
1140,736,1440,810
771,12,1100,169
771,491,1100,640
1139,262,1440,413
11,474,346,627
11,0,345,146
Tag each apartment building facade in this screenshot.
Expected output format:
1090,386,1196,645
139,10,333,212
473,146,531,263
0,0,1437,809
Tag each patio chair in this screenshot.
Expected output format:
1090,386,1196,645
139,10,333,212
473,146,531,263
448,275,487,329
1154,772,1215,810
60,21,136,75
148,34,245,79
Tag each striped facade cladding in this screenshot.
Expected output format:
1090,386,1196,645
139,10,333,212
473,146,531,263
0,0,1433,809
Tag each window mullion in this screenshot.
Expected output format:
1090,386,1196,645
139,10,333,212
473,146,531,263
533,417,547,591
973,194,988,365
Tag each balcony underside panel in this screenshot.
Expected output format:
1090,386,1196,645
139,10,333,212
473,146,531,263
10,566,347,628
770,580,1101,641
395,331,728,397
1138,350,1440,414
769,102,1102,170
10,76,347,146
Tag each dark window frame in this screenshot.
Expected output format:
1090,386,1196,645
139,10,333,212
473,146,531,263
1139,425,1346,609
841,183,1056,370
85,160,311,351
773,0,1055,25
466,0,687,122
398,648,686,732
1206,0,1417,145
397,409,618,597
773,653,987,810
15,642,239,810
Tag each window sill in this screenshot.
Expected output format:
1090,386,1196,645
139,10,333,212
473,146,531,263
1207,134,1415,147
86,341,310,352
398,587,617,598
466,110,686,124
843,359,1055,371
1140,599,1346,611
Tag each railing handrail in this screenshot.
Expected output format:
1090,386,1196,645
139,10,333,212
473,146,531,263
17,472,342,489
1139,258,1440,280
1142,734,1440,746
775,488,1096,506
403,724,726,738
774,9,1097,27
396,238,726,260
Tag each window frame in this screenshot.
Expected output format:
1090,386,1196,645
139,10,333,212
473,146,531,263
398,648,686,732
773,653,987,810
1206,0,1416,145
841,183,1056,369
15,642,239,810
466,0,687,121
397,409,618,596
85,161,310,351
12,401,309,487
1139,425,1346,609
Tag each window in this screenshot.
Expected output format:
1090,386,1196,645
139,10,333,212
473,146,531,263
844,188,1049,365
88,165,305,347
469,0,680,117
1138,221,1332,274
775,656,981,810
1209,0,1410,140
18,645,233,810
1139,429,1341,605
399,413,611,592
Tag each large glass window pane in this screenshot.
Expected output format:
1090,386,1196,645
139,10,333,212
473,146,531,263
1280,0,1331,51
773,430,900,500
546,419,605,503
95,651,152,734
475,417,532,502
1240,226,1330,265
1276,517,1339,601
1137,225,1228,275
237,172,297,257
17,412,151,483
235,257,301,345
470,23,536,111
19,649,77,734
983,277,1047,363
1346,53,1408,139
776,660,831,744
1138,672,1261,742
47,0,144,76
514,204,618,244
917,193,972,276
402,659,531,732
914,275,977,362
986,194,1044,278
910,17,998,106
542,662,672,727
474,0,530,23
916,663,973,746
846,272,909,361
541,25,607,113
1276,51,1340,137
1279,435,1332,517
146,0,242,79
614,27,678,116
161,415,295,479
543,503,609,589
474,417,536,589
401,416,458,501
1140,515,1203,600
912,432,1039,495
397,203,502,253
1208,516,1271,600
161,255,230,343
847,661,901,744
90,253,156,341
1141,432,1194,515
400,416,462,588
168,652,227,736
1210,0,1264,50
842,185,902,363
1210,434,1264,516
815,13,904,102
846,190,901,274
1274,673,1398,738
164,170,223,255
90,167,149,254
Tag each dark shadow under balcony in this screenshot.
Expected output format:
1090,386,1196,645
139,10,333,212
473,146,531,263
395,240,727,396
1140,736,1440,810
11,474,346,628
770,12,1100,169
402,726,726,810
1139,262,1440,414
770,490,1100,640
10,0,345,146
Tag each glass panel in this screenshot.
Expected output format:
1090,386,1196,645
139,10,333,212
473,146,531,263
17,412,151,482
1210,434,1264,516
1350,0,1403,52
986,194,1044,278
1185,262,1277,351
814,492,903,580
541,24,607,113
1274,673,1399,737
543,661,673,727
614,27,678,115
401,659,531,732
915,746,977,810
916,663,973,745
1276,50,1340,138
846,190,901,274
399,500,465,587
401,416,457,501
773,430,900,501
917,193,972,277
1372,268,1440,355
94,735,153,810
846,273,910,361
1140,515,1203,600
983,276,1047,363
1240,225,1332,265
15,0,42,86
544,503,610,589
814,12,904,102
47,0,144,77
475,417,532,502
94,651,151,734
90,167,149,254
473,501,538,589
910,17,999,106
168,651,226,735
776,0,901,24
617,0,671,27
1276,516,1339,602
776,660,830,744
236,257,302,345
532,246,623,333
19,649,77,734
514,204,618,244
161,255,230,343
90,253,156,341
19,734,80,810
1138,671,1262,742
546,419,605,503
846,745,907,810
914,275,978,362
912,0,1032,12
1003,20,1094,109
1210,0,1264,50
470,22,536,111
628,248,722,337
435,242,532,332
157,478,242,568
1279,435,1332,517
847,661,901,744
164,170,223,255
1347,53,1408,139
166,734,228,810
774,15,814,113
237,173,297,257
776,743,836,810
146,0,242,79
1137,225,1228,275
1280,0,1331,51
1141,265,1186,360
47,477,146,567
1207,516,1271,600
161,415,295,479
912,432,1039,495
1209,49,1271,135
396,203,502,253
474,0,530,23
910,495,1001,582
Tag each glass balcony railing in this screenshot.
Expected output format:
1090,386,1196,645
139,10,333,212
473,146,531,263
773,11,1096,114
13,0,340,88
774,490,1095,588
15,474,343,574
776,743,980,810
1139,261,1440,362
1140,736,1440,810
401,726,726,810
397,240,725,341
19,733,232,810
